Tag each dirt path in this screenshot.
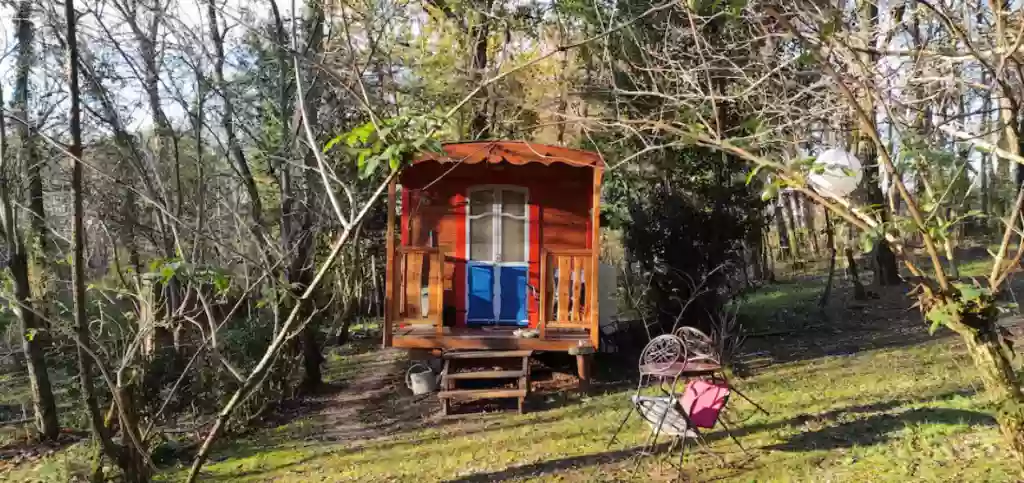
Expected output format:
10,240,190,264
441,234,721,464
272,345,443,445
265,342,587,451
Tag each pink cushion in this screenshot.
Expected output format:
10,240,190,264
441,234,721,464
680,379,729,428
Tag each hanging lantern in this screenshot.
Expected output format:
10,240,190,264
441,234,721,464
808,148,863,198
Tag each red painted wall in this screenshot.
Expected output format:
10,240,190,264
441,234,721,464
400,162,593,328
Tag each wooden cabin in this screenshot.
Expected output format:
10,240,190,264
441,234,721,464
382,141,603,366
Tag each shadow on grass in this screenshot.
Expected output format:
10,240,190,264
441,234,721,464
766,407,995,452
201,452,327,481
203,440,672,482
704,387,980,444
441,444,667,483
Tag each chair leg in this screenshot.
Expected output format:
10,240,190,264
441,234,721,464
607,406,634,449
630,427,655,476
644,408,669,456
691,429,726,466
717,417,749,455
731,385,770,416
675,437,687,483
633,406,669,477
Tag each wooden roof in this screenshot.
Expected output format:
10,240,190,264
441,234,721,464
414,141,604,169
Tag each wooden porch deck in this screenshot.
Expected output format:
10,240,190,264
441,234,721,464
392,326,590,352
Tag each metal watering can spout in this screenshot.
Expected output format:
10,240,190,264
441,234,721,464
406,362,440,395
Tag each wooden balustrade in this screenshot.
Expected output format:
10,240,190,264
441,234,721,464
391,246,444,335
540,249,596,337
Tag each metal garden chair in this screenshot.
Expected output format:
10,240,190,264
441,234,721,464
607,335,725,480
672,326,769,419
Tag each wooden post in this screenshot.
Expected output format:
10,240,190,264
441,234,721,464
382,177,397,347
539,249,547,340
589,166,603,349
570,345,595,393
433,248,444,336
577,355,592,392
557,255,570,323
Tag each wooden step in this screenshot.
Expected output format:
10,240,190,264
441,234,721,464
438,388,528,400
444,350,533,360
443,370,525,381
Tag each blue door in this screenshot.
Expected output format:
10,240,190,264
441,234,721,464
467,188,528,326
467,261,495,321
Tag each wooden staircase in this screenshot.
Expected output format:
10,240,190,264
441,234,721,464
438,350,532,415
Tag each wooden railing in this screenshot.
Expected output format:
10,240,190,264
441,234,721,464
540,249,596,337
391,246,444,334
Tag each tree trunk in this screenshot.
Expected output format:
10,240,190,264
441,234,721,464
854,0,901,286
12,0,59,441
468,0,493,138
977,66,992,235
555,21,569,144
800,194,819,255
872,240,902,285
773,201,790,261
301,321,324,391
781,193,801,260
944,227,960,280
66,2,150,481
945,312,1024,467
9,253,59,440
748,239,763,285
762,229,776,282
845,228,866,300
820,211,836,308
207,0,265,231
296,0,327,392
132,7,181,356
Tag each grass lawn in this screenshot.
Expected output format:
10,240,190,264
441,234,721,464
3,272,1022,481
154,339,1014,482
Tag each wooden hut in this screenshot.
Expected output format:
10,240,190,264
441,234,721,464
382,141,604,393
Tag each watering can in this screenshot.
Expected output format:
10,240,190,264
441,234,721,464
406,362,440,395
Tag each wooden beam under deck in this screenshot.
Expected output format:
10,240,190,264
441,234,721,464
392,326,590,352
382,176,397,348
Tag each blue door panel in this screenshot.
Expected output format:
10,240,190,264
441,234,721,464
467,262,495,323
498,266,529,325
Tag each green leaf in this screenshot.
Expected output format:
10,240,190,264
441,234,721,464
858,230,877,253
213,273,230,294
323,133,345,153
761,184,778,201
925,304,956,335
745,165,764,185
740,117,762,135
351,122,375,143
362,154,381,179
160,265,176,283
953,282,986,303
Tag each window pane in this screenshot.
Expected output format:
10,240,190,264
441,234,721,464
470,215,494,260
502,190,526,216
501,216,526,262
469,190,494,216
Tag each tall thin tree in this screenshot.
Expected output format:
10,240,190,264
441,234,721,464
9,0,59,441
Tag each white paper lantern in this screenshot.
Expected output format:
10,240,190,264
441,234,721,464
808,148,863,198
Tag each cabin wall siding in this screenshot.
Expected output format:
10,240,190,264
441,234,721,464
400,162,593,328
